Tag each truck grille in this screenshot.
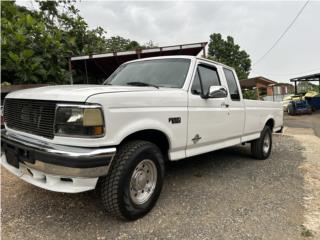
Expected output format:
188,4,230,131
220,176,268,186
4,99,57,139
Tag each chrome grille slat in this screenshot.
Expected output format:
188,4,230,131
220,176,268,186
4,99,57,139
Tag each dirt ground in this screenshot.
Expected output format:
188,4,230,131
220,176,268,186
1,113,319,239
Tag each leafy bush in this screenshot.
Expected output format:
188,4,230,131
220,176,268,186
242,89,258,100
1,1,147,84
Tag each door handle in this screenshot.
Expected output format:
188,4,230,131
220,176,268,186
221,102,229,108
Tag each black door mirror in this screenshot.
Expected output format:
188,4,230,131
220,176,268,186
207,86,228,98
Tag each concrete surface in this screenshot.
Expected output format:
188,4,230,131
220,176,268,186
294,134,320,236
282,112,320,238
284,111,320,137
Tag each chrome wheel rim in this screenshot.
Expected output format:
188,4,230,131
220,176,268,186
130,159,157,205
263,134,270,154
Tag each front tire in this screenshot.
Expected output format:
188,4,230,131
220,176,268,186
251,126,272,160
100,140,165,220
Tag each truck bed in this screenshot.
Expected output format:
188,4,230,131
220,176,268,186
243,99,283,139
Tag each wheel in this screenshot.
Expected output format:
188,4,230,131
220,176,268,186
99,140,165,220
251,126,272,160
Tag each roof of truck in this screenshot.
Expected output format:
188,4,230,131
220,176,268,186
196,57,234,70
126,55,234,71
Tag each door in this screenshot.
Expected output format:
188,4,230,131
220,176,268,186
186,62,230,157
222,68,245,140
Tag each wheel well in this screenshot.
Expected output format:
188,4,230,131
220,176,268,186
265,118,275,131
120,130,170,158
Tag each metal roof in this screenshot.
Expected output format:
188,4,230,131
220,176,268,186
71,42,207,61
290,73,320,82
290,73,320,94
240,76,277,88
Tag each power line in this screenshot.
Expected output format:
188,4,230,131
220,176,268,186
253,0,310,66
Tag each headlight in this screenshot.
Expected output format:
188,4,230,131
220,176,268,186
55,104,104,137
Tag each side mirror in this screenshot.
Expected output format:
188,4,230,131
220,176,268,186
207,86,228,98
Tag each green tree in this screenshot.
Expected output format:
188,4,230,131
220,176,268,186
242,89,258,100
208,33,251,80
1,1,145,84
1,1,67,83
105,36,141,52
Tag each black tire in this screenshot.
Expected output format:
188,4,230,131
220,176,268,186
99,140,165,220
251,126,272,160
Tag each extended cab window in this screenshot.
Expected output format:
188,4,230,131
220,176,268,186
191,65,220,95
223,68,240,101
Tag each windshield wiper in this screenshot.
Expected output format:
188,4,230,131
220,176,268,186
126,82,159,89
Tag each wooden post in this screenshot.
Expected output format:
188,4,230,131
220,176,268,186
201,43,206,58
256,87,260,99
68,58,73,85
272,86,275,101
84,59,88,84
136,49,141,59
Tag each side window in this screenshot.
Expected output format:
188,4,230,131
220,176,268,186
223,68,240,101
191,70,201,95
191,65,220,95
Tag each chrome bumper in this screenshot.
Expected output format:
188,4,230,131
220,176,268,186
1,130,116,178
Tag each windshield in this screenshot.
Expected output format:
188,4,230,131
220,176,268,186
104,58,191,88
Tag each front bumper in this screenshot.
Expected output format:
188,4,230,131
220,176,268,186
1,130,116,192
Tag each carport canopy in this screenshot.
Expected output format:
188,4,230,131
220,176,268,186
70,42,207,84
290,73,320,94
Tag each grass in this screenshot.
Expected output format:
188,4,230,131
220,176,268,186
301,225,313,237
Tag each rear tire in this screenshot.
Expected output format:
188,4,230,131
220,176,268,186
99,140,165,220
251,126,272,160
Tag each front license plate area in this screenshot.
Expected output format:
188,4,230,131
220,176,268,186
5,147,19,169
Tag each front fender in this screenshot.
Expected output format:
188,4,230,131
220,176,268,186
112,118,173,148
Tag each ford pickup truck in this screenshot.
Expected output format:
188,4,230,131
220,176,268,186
1,56,283,220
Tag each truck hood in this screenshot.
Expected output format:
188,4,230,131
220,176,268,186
5,85,161,102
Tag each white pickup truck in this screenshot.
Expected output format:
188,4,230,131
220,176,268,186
1,56,283,220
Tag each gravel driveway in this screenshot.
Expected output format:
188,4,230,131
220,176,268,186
1,134,308,240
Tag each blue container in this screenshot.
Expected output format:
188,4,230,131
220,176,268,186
305,96,320,110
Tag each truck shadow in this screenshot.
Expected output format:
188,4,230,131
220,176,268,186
166,144,252,176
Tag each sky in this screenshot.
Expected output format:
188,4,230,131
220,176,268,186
17,0,320,83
